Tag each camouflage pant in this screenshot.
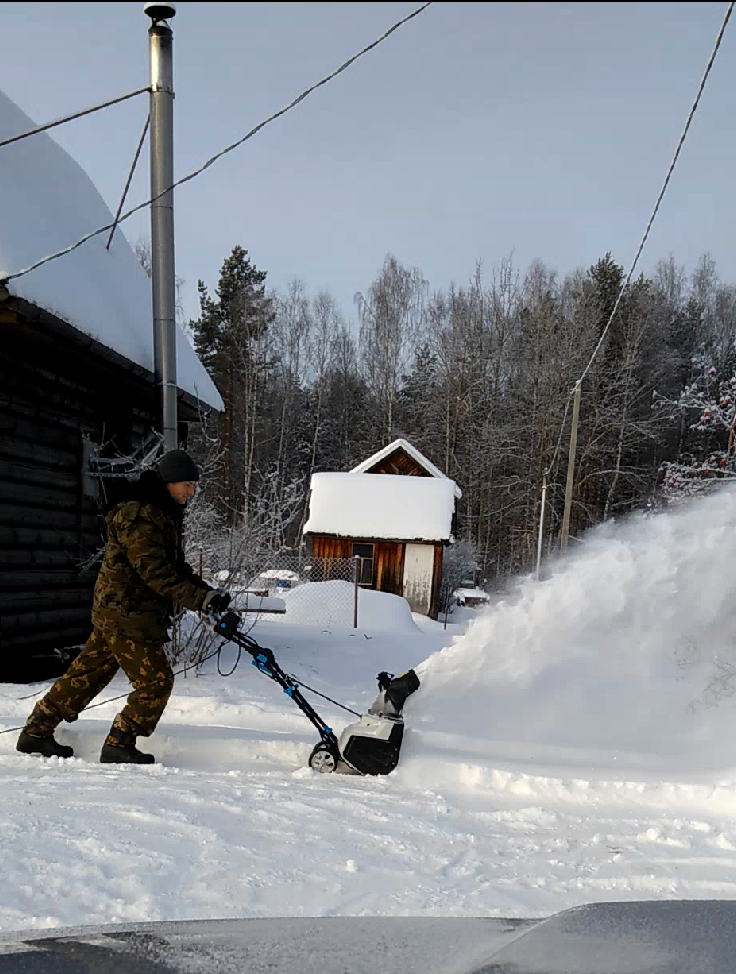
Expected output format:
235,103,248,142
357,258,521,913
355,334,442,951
26,629,174,739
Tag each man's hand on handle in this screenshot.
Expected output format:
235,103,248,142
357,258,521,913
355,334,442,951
202,588,231,615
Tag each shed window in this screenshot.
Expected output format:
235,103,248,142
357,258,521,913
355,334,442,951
352,543,374,586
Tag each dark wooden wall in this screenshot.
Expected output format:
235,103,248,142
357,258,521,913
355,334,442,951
0,307,157,665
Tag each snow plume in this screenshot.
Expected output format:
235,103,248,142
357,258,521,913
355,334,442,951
409,488,736,774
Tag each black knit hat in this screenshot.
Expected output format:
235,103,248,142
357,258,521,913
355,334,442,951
157,449,200,483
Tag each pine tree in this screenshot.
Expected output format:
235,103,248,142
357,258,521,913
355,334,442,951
189,245,275,523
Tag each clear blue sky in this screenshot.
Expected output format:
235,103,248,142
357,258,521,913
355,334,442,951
1,2,734,323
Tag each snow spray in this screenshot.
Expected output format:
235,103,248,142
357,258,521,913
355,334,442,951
411,488,736,771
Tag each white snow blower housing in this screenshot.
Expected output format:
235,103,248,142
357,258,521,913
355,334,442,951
310,669,421,776
212,612,419,776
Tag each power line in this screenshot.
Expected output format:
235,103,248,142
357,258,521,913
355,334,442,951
544,0,733,478
0,645,219,737
106,114,150,250
578,0,733,387
0,87,150,151
0,1,434,287
0,625,360,738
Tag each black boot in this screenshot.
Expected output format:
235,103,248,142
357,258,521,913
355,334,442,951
17,729,73,759
100,725,155,765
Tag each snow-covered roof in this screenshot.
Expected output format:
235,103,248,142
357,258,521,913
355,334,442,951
0,88,222,412
254,570,300,582
350,438,462,499
304,472,456,542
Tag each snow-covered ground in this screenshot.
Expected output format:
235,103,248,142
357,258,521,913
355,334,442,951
4,490,736,932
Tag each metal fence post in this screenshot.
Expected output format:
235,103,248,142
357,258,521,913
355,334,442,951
353,555,360,629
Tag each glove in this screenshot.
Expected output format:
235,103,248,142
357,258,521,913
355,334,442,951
202,588,231,615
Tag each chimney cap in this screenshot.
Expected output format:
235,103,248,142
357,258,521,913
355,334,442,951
144,2,176,21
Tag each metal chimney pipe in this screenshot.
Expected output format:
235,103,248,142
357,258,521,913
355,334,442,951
146,2,178,451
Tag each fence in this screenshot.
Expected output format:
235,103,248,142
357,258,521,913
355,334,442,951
199,551,365,630
169,552,365,668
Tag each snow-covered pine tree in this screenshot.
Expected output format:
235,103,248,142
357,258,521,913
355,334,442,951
657,354,736,504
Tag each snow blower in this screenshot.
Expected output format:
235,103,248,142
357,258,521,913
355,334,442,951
211,611,419,775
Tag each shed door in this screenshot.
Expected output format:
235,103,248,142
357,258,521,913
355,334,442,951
402,543,434,615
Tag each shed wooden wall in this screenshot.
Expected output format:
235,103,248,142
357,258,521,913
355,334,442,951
430,543,443,619
308,534,444,618
309,536,405,595
373,541,405,597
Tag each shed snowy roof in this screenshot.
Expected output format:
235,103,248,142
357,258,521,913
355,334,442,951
304,472,456,542
0,88,222,412
350,438,462,499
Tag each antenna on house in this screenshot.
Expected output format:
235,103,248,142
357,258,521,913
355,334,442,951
145,1,178,451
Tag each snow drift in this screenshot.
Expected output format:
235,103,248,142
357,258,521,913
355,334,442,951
407,488,736,777
278,580,419,633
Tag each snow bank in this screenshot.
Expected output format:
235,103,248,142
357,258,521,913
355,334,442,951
0,88,222,411
408,488,736,776
278,580,419,633
304,473,455,542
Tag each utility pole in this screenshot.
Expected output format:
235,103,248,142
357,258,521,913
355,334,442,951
145,2,178,451
560,380,582,550
535,472,547,578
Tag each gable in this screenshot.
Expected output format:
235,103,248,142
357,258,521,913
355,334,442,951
365,446,432,478
350,437,462,499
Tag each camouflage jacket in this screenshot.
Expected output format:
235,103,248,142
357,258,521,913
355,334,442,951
92,470,211,642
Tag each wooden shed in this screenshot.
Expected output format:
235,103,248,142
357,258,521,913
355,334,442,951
0,88,222,676
303,440,461,619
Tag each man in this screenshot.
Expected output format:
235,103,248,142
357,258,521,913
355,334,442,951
16,449,230,765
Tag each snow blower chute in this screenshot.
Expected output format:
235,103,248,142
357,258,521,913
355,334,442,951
212,611,419,775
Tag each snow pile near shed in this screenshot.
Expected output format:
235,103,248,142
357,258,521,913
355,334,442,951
405,488,736,778
278,580,419,633
0,88,221,411
304,472,456,542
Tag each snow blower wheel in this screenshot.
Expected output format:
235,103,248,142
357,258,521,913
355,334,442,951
309,743,338,773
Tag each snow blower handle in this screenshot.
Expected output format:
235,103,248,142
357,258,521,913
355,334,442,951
211,609,242,641
211,611,275,668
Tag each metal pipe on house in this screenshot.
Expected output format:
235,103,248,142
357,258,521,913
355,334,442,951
146,2,178,451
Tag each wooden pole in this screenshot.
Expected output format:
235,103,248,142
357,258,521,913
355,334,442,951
560,380,582,550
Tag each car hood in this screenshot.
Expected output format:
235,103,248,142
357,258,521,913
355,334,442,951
1,901,735,974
